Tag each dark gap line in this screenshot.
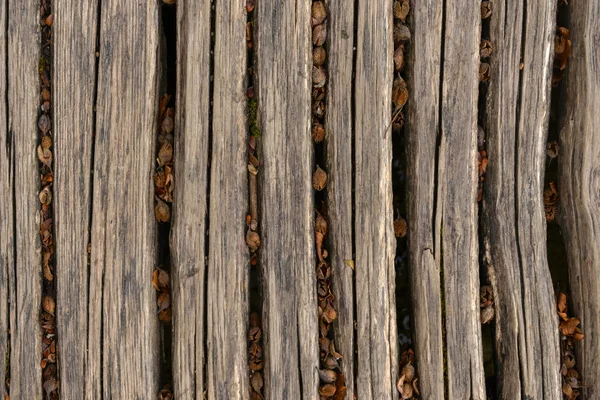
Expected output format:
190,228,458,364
4,0,12,396
350,0,358,393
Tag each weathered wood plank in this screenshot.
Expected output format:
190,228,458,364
559,1,600,397
206,0,249,398
255,0,320,397
325,0,356,396
54,1,98,397
171,0,211,397
0,1,11,398
88,2,161,397
438,0,485,397
7,1,43,398
354,0,397,398
405,0,445,397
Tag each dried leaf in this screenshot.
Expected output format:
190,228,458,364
557,292,568,320
312,123,325,143
313,166,328,191
42,296,55,316
250,372,263,393
394,216,407,238
246,230,261,252
311,1,327,27
313,24,327,46
560,317,580,336
38,114,51,134
155,199,171,222
152,268,170,292
319,369,337,384
319,384,336,397
158,143,173,166
344,260,354,270
313,46,326,67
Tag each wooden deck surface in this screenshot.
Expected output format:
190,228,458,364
0,0,598,399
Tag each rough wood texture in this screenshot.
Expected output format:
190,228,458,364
88,2,161,397
171,0,211,397
0,1,11,398
325,0,356,397
354,1,397,398
255,0,320,397
405,0,445,397
206,0,249,398
559,1,600,397
7,1,43,398
438,1,485,398
54,1,98,397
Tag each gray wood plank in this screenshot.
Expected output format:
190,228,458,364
255,0,320,397
53,1,99,397
354,0,398,398
559,1,600,397
0,0,11,398
405,0,445,397
7,1,43,398
170,0,211,397
88,1,161,397
325,0,356,397
206,0,249,398
438,1,485,398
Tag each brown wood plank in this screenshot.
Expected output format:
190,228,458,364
53,1,98,397
438,0,485,398
88,2,161,397
255,0,320,397
559,1,600,397
0,0,11,398
405,0,445,397
7,1,43,398
325,0,356,397
171,0,211,397
206,0,249,398
354,1,397,398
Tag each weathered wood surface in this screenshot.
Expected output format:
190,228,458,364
256,0,320,397
171,0,211,397
438,0,485,397
559,1,600,397
206,0,249,398
7,1,43,398
325,0,356,397
88,1,161,397
405,0,445,397
54,1,98,397
354,1,398,398
0,1,10,399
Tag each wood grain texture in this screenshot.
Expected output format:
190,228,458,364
53,1,99,397
354,0,398,398
0,1,11,398
325,0,356,397
7,1,43,398
559,1,600,397
88,1,161,397
482,0,526,397
405,0,445,397
255,0,320,397
171,0,211,397
206,0,249,398
438,1,485,398
514,0,561,397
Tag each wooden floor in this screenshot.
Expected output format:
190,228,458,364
0,0,598,399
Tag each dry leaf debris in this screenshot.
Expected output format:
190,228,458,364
154,94,175,222
396,349,420,399
391,3,410,132
544,181,559,221
557,293,583,399
480,285,495,324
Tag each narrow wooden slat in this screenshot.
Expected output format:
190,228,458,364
255,0,319,397
559,1,600,397
54,1,98,397
0,1,11,398
206,0,249,397
7,1,43,398
354,0,397,397
88,2,161,397
438,0,485,397
171,0,211,397
405,0,445,396
325,0,356,396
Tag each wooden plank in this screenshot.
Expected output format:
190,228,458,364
171,0,211,397
438,0,485,397
0,0,11,398
7,1,43,398
559,1,600,397
354,0,398,398
405,0,445,397
53,1,98,397
206,0,249,398
325,0,356,397
88,2,161,397
255,0,320,397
